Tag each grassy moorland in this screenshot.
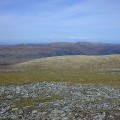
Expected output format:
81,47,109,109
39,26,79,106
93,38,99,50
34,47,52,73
0,55,120,85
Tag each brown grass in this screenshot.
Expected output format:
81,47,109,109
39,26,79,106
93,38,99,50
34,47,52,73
0,55,120,86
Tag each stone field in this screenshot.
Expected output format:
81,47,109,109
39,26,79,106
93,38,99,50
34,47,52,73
0,82,120,120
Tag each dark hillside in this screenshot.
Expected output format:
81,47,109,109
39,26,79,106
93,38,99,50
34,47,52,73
0,42,120,65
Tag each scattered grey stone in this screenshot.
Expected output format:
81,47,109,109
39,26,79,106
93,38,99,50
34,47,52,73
0,82,120,120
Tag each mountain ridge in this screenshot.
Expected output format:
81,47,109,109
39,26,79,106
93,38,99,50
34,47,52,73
0,42,120,65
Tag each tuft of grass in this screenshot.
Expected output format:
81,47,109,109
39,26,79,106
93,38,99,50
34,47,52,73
0,96,5,103
14,94,63,108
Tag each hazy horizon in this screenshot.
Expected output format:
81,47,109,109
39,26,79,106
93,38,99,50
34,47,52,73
0,39,120,45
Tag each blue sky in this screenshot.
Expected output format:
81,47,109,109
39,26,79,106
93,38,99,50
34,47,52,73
0,0,120,44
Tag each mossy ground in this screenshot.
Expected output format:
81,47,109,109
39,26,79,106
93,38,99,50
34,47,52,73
14,94,63,108
0,55,120,86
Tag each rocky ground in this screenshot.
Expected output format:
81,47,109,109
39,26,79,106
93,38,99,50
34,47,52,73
0,82,120,120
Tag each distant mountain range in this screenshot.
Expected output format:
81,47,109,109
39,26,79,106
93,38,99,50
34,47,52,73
0,42,120,65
